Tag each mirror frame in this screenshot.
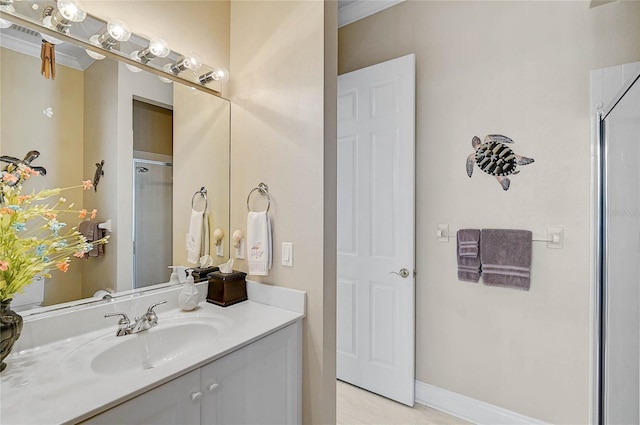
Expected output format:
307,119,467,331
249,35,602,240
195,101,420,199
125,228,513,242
1,4,231,318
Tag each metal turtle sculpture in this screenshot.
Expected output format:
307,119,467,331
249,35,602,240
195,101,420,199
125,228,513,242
466,135,534,191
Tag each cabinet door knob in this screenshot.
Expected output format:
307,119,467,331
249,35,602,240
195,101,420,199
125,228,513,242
208,383,219,392
190,391,203,402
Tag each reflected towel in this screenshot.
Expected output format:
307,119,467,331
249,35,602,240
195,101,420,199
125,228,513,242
457,229,480,282
480,229,532,291
186,209,204,265
78,221,105,258
247,211,272,276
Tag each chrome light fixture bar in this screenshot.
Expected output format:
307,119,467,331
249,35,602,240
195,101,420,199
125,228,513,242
0,7,222,97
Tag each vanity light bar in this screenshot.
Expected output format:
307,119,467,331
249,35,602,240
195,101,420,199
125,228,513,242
0,7,223,96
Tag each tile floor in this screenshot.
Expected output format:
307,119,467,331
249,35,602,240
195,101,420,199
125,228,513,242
336,380,473,425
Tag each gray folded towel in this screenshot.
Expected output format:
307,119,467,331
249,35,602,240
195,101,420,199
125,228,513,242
78,220,105,258
457,229,481,282
480,229,532,291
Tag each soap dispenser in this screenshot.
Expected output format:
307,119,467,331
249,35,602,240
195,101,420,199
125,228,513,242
178,268,200,311
168,266,181,284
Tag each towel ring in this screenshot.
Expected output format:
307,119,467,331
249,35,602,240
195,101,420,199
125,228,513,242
192,187,208,212
246,183,271,212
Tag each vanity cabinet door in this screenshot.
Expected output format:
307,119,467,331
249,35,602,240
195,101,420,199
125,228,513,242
83,369,202,425
200,322,302,425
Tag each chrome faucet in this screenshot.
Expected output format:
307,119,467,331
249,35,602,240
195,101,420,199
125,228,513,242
104,301,167,337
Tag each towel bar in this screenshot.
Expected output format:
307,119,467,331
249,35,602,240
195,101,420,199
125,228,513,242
97,219,112,233
246,183,271,212
436,224,563,249
192,187,208,212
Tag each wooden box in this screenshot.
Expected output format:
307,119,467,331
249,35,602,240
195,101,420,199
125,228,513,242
206,270,247,307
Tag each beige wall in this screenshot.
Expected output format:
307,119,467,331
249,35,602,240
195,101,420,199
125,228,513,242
0,47,85,305
173,84,230,266
339,1,640,423
229,1,336,423
82,58,119,298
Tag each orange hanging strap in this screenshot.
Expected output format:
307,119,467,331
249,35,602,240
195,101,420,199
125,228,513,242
40,40,56,80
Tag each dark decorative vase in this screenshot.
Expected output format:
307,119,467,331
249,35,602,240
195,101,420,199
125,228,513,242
0,299,23,373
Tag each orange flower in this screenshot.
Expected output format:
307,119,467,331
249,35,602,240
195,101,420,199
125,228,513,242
18,195,32,203
73,251,85,258
82,180,93,190
44,211,57,219
2,174,17,184
56,262,69,273
78,209,87,219
91,209,98,219
0,261,9,271
0,208,15,215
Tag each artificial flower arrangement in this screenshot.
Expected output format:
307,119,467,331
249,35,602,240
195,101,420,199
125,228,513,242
0,164,109,302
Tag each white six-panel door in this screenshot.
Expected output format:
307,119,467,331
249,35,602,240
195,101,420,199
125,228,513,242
337,54,415,406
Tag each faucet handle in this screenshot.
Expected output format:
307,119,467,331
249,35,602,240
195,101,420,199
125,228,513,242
104,312,130,324
147,300,167,314
146,301,167,327
105,312,130,336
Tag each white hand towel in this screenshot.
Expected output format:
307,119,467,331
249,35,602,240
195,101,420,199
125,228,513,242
186,209,204,265
247,211,272,276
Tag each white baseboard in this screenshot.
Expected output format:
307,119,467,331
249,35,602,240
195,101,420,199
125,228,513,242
414,381,547,425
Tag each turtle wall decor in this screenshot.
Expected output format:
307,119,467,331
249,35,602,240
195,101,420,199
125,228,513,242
466,134,534,191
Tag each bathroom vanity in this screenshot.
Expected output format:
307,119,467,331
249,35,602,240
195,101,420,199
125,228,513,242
0,281,304,424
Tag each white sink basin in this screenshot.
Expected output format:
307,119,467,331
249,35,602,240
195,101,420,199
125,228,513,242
65,315,230,376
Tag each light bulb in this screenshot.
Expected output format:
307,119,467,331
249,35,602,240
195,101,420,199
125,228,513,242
213,67,229,82
0,18,11,29
57,0,86,22
165,53,201,75
134,38,170,64
85,46,105,60
148,38,170,58
87,19,130,58
106,19,131,42
198,67,229,85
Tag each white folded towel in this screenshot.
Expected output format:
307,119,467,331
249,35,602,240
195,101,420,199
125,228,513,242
186,208,204,265
247,211,272,276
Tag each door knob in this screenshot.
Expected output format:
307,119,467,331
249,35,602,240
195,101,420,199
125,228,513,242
390,268,410,278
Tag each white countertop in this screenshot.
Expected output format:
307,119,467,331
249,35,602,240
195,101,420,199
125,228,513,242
0,282,305,425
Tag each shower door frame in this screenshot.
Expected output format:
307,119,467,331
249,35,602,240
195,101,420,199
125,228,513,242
132,158,173,290
595,71,640,425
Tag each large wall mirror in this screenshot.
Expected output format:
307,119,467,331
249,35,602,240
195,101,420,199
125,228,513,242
0,11,230,314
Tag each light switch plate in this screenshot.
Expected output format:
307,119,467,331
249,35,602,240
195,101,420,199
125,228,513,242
282,242,293,267
235,239,245,259
215,244,223,257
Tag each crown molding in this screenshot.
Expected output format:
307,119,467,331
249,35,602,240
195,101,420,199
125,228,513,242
338,0,405,28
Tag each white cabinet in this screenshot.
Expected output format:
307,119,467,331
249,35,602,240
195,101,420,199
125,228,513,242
84,369,201,425
84,322,301,425
201,321,301,424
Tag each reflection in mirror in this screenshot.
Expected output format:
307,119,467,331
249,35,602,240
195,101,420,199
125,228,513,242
0,23,230,314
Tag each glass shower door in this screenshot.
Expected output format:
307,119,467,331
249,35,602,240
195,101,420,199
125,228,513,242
133,159,173,288
601,73,640,424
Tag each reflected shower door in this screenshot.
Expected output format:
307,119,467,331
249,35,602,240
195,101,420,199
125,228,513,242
133,159,173,288
601,73,640,424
